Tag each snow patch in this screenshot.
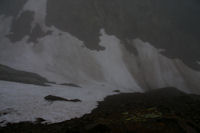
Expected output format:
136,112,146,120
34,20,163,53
0,81,132,126
94,29,141,91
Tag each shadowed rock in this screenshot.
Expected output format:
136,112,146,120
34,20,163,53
113,90,120,93
46,0,200,70
0,64,49,86
1,87,200,133
60,83,81,88
35,118,46,124
6,11,52,43
6,11,34,42
28,24,52,43
44,95,81,102
0,0,27,17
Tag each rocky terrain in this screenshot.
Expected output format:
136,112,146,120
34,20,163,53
1,87,200,133
0,64,49,86
1,0,200,132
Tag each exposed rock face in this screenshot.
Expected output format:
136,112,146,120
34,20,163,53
0,0,200,92
0,64,49,86
0,0,200,94
1,0,200,69
0,0,27,17
6,11,34,42
46,0,200,70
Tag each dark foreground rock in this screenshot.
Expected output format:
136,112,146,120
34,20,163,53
44,95,81,102
0,64,50,86
1,87,200,133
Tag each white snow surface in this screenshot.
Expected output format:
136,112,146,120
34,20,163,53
0,81,133,126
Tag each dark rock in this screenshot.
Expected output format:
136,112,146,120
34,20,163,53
44,95,81,102
35,118,46,124
113,90,120,93
0,0,27,17
0,112,8,117
0,108,16,117
28,24,52,43
1,87,200,133
87,124,110,133
6,11,34,42
46,0,200,70
60,83,81,88
0,64,50,86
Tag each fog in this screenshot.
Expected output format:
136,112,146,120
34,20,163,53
0,0,200,125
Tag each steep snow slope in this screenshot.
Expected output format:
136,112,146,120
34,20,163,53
0,18,199,93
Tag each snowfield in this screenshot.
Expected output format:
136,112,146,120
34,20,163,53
0,80,135,126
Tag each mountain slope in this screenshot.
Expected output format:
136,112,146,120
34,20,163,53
0,0,200,125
